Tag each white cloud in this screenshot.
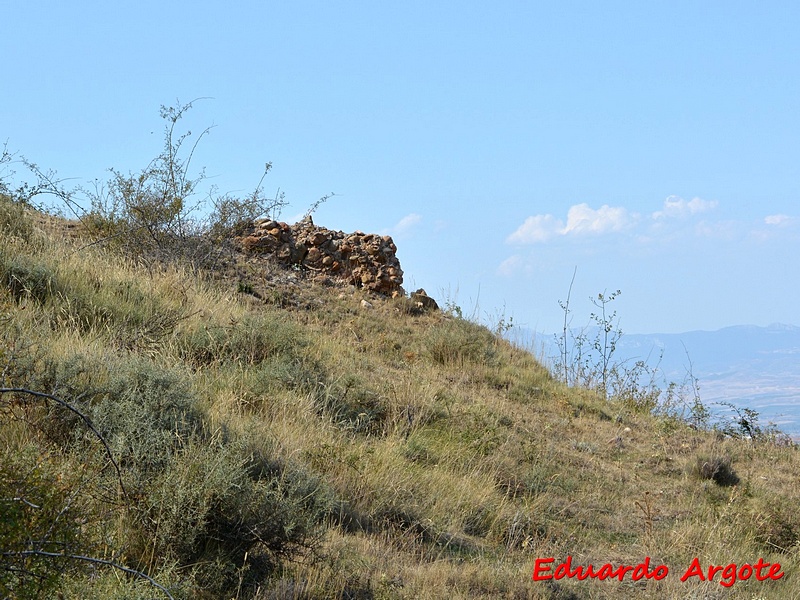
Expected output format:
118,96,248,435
562,203,634,235
652,196,718,220
506,214,562,244
507,197,732,246
765,214,794,226
497,255,522,277
384,213,422,237
506,203,634,244
694,219,738,240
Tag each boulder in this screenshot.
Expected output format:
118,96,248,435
411,289,439,311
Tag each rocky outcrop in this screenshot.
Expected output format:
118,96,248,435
237,216,404,296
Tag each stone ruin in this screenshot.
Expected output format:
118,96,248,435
236,216,405,296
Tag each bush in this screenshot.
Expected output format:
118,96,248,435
125,440,330,596
87,358,203,480
69,358,329,595
82,101,287,269
754,501,800,552
716,402,785,443
0,148,35,240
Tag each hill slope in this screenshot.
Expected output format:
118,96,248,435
2,195,800,599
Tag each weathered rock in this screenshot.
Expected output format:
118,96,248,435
306,247,322,263
411,289,439,311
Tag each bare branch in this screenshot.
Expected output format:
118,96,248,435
2,497,42,509
0,388,127,499
20,158,88,223
1,550,174,600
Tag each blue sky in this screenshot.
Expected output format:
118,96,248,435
3,1,799,334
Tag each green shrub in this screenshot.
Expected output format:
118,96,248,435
88,358,203,479
82,101,287,270
59,358,331,595
59,566,188,600
125,440,330,596
0,350,108,452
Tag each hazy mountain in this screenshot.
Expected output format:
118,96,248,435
516,323,800,436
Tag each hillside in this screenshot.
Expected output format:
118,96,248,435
2,192,800,600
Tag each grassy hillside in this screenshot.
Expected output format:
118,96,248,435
2,191,800,599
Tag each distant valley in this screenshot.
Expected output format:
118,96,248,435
517,323,800,437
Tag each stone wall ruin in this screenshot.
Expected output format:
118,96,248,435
237,216,405,296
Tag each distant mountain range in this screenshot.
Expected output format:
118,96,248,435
515,323,800,436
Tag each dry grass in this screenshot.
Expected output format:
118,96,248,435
2,200,800,599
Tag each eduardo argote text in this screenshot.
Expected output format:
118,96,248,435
532,556,784,588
